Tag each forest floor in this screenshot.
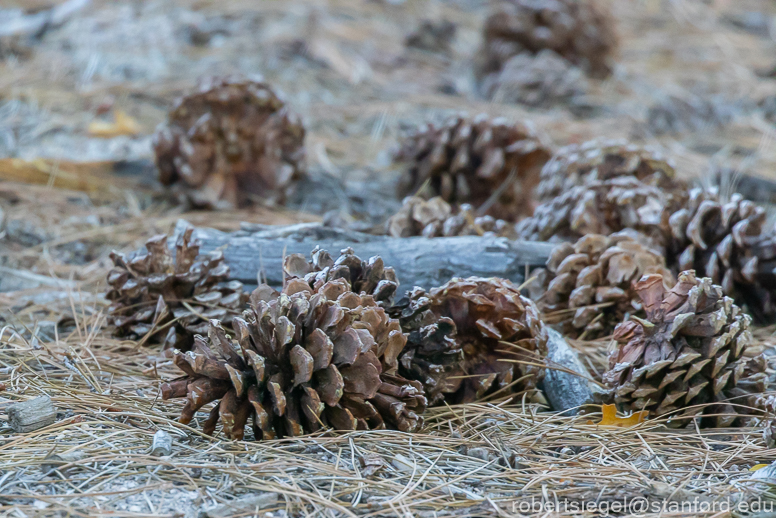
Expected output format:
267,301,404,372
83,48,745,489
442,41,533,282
2,0,776,516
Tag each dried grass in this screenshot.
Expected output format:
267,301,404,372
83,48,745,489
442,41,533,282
2,0,776,515
1,307,775,517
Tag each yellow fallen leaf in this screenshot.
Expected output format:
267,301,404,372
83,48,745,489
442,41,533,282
0,158,137,194
587,404,648,427
751,464,771,471
88,110,141,138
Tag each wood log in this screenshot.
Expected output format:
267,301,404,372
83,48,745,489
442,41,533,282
7,395,56,433
151,429,172,457
542,329,603,415
172,220,556,290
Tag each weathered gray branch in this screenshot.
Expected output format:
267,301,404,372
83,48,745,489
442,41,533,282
542,329,603,415
151,429,172,457
173,220,556,290
7,395,56,433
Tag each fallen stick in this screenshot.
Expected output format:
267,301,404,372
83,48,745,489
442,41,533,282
542,329,604,415
172,220,556,290
7,395,56,433
151,429,172,457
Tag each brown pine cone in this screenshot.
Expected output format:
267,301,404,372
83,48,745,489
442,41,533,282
726,353,770,426
535,139,685,203
384,196,517,238
395,114,552,221
478,0,618,82
282,247,399,308
107,228,246,351
517,176,683,245
392,277,548,405
161,276,426,440
667,189,776,323
603,271,766,428
153,76,305,209
528,233,674,339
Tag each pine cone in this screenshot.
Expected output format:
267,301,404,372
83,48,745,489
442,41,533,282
483,49,588,108
478,0,617,83
153,76,305,209
282,247,399,308
535,139,685,203
395,114,551,221
603,271,766,428
647,94,736,136
161,273,426,439
392,277,548,405
667,189,776,323
384,196,517,238
107,228,246,351
517,176,682,245
528,233,674,339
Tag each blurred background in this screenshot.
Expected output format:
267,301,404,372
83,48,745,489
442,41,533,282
1,0,776,288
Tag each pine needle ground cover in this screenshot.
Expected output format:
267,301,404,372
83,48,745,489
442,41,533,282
2,0,776,517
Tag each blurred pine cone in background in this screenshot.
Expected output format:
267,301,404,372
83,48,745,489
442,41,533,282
384,196,517,238
162,264,426,440
535,139,685,203
528,233,674,339
395,114,551,221
107,228,246,351
517,140,690,244
483,49,588,108
647,94,736,136
603,271,767,428
391,277,548,405
666,189,776,323
153,76,305,209
477,0,618,90
517,176,683,245
405,19,457,54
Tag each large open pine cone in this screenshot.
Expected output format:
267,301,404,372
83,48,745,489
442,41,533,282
603,271,767,428
153,76,305,209
385,196,517,238
478,0,617,83
528,233,674,339
535,140,685,203
161,275,426,440
667,189,776,323
392,277,548,405
395,115,551,221
107,228,245,351
517,176,681,245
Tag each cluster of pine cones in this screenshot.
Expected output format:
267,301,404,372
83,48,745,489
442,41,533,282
110,0,776,439
117,115,776,437
151,0,617,211
109,241,548,439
